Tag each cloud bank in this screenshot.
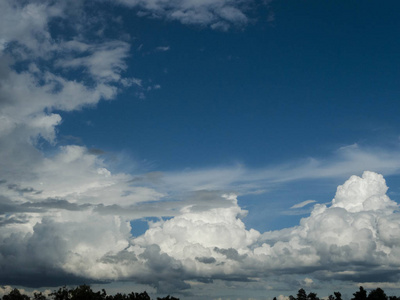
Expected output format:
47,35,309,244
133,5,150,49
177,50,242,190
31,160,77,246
2,166,400,292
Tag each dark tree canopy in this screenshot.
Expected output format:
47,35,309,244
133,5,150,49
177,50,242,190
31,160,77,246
2,286,177,300
33,293,47,300
286,287,398,300
368,288,387,300
3,289,29,300
297,288,308,300
334,292,342,300
352,286,368,300
3,284,400,300
308,292,320,300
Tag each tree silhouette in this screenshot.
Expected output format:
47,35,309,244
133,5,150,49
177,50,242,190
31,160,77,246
128,292,150,300
297,288,307,300
156,296,179,300
307,292,319,300
352,286,368,300
6,283,400,300
33,292,47,300
2,289,29,300
46,286,178,300
50,286,70,300
334,292,342,300
70,285,106,300
368,288,387,300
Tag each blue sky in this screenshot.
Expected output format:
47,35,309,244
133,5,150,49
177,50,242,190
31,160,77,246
1,1,400,299
56,0,400,230
59,1,400,172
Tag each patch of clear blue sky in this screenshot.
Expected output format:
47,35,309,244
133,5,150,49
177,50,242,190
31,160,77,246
56,1,400,232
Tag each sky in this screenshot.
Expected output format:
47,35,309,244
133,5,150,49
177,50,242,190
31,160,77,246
1,0,400,299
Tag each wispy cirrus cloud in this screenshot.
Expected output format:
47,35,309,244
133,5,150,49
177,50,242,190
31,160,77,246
290,200,317,209
154,143,400,197
117,0,251,30
155,46,170,52
55,40,131,83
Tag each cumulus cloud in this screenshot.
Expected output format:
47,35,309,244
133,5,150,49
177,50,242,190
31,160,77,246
0,1,161,287
4,172,396,292
256,172,400,279
106,172,400,291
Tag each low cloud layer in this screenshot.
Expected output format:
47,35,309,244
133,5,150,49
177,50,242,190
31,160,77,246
1,167,400,292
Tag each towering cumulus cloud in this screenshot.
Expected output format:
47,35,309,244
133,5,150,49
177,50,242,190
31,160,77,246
1,160,400,290
255,172,400,281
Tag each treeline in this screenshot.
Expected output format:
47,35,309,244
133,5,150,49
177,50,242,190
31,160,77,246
1,285,179,300
2,285,400,300
281,287,400,300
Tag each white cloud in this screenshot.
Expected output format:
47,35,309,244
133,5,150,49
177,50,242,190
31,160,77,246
156,46,170,52
122,172,400,290
157,144,400,197
256,172,400,278
117,0,250,29
134,194,260,264
56,40,131,83
331,172,397,213
0,2,164,286
0,1,63,57
291,200,317,209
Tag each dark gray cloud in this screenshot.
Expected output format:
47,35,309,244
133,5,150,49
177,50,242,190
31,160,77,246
315,268,400,283
88,148,106,155
214,247,247,262
140,244,183,274
0,270,100,288
0,220,68,287
94,203,177,218
195,256,216,264
195,277,213,284
21,198,91,211
101,251,138,264
137,245,190,293
59,135,84,145
0,196,90,216
129,172,164,185
0,195,39,214
0,215,29,226
7,183,41,194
